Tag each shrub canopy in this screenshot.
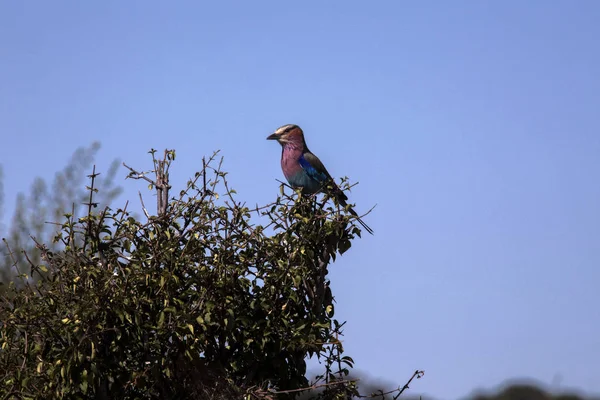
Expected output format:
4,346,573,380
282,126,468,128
1,150,369,399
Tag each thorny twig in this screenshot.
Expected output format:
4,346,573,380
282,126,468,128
83,165,100,251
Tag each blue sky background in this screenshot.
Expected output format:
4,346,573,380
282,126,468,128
1,1,599,399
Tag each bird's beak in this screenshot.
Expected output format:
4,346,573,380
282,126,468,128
266,132,279,141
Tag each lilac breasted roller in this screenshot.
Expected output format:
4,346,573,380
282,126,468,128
267,124,373,235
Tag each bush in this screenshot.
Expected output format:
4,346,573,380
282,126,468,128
1,150,373,399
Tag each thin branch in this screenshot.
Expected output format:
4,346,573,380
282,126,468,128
264,378,355,395
83,165,100,251
357,370,425,399
122,162,156,186
393,370,425,399
138,192,150,219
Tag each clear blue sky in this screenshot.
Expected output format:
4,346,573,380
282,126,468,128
1,1,599,399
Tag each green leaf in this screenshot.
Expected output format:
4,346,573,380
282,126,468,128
339,239,351,254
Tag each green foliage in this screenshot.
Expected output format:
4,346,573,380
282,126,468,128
0,142,122,286
0,150,370,399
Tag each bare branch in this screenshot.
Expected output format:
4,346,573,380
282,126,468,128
138,192,150,219
122,162,155,186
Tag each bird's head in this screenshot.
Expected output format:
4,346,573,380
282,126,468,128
266,124,305,146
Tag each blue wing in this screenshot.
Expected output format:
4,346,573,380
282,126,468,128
298,151,372,233
299,152,329,183
298,152,348,202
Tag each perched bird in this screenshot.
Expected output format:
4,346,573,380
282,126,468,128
267,124,373,235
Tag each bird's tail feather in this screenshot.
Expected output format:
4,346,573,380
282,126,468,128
336,193,374,235
348,207,374,235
